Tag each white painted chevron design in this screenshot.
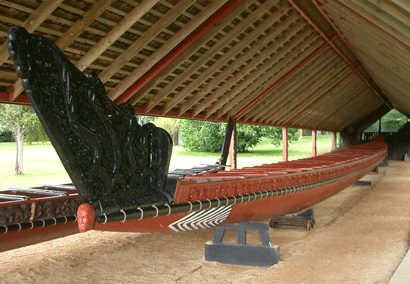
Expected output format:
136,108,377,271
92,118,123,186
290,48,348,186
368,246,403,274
168,205,233,232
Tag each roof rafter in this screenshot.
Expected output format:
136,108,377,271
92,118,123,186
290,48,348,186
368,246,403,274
113,0,240,105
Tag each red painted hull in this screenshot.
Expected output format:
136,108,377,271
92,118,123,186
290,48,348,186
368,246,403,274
95,142,386,233
0,142,387,251
0,222,79,253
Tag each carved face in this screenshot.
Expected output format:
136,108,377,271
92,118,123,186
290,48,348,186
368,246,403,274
77,203,96,233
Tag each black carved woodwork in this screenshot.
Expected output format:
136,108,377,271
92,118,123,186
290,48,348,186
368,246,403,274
7,26,173,213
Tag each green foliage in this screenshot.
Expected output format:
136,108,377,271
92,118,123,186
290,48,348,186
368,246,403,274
0,104,48,143
365,109,408,132
261,127,299,146
0,131,13,142
181,120,225,152
152,117,181,145
180,120,300,153
24,119,48,144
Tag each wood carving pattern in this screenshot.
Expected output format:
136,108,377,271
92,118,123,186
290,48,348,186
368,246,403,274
7,26,173,214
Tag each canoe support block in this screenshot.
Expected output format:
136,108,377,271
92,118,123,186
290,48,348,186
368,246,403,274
205,222,279,267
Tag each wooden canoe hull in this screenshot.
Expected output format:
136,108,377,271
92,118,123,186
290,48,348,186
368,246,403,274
0,142,387,251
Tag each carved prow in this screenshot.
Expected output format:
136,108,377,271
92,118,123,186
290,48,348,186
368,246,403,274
7,26,173,214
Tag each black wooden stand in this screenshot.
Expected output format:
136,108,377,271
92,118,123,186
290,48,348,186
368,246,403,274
205,222,279,267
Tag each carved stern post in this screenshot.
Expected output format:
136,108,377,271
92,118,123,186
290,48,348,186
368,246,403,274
7,26,173,217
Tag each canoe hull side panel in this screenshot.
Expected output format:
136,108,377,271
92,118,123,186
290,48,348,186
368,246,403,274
93,153,383,233
0,222,79,253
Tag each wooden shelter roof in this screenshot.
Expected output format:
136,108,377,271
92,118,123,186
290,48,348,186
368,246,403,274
0,0,408,132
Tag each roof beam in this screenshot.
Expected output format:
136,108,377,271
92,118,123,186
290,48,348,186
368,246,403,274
231,36,328,120
327,0,410,51
99,0,197,84
264,56,349,124
113,0,241,105
11,0,113,101
106,0,227,102
75,0,158,72
276,66,351,125
242,47,335,122
296,76,363,128
311,81,367,129
0,0,64,67
220,34,323,120
305,0,393,108
204,24,315,119
167,1,289,116
192,14,304,118
282,69,355,126
145,0,279,113
335,92,382,131
317,87,369,130
126,0,255,106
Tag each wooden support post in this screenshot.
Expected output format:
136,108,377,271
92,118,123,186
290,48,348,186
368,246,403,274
312,130,317,157
282,127,288,162
228,124,237,170
331,132,336,151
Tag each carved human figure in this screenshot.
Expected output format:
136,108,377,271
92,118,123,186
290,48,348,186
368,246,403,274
77,203,96,233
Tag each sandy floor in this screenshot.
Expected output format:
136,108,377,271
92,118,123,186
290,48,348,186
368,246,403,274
1,161,409,284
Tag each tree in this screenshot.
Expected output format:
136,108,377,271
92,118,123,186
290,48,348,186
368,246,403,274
365,109,408,133
181,120,224,152
0,104,47,174
261,126,299,146
180,120,299,153
153,117,181,145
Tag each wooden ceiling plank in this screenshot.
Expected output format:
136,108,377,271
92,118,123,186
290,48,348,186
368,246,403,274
114,0,247,105
146,0,284,113
206,29,317,119
181,11,300,117
215,34,323,119
125,0,256,106
11,0,113,100
315,84,369,129
243,47,335,122
331,18,410,72
350,0,410,40
304,79,363,128
294,75,362,128
323,0,410,119
324,0,410,50
323,1,410,63
283,69,355,126
107,0,229,102
348,38,410,86
0,1,75,28
0,0,64,66
261,55,347,124
169,2,291,115
229,37,328,120
276,65,352,125
300,78,365,129
294,0,393,109
193,17,306,117
358,53,410,101
55,0,114,51
334,91,380,131
98,0,196,83
75,0,158,71
390,0,410,14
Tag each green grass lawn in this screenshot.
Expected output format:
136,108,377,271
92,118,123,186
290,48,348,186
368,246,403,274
0,135,333,190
